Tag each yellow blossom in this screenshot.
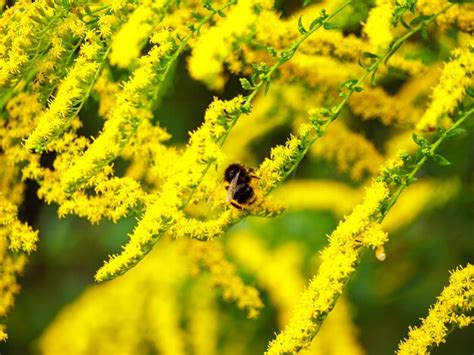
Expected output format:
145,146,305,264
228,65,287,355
24,33,106,152
109,1,174,68
94,96,247,281
61,31,178,193
416,40,474,131
187,240,264,318
363,0,394,50
188,0,274,90
310,121,384,181
0,239,28,341
258,123,316,193
417,0,474,32
0,0,69,87
397,264,474,355
0,192,38,253
266,180,389,354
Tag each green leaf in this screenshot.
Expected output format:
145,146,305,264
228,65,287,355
342,79,358,88
432,153,451,166
264,80,271,96
309,17,323,30
445,128,467,137
466,87,474,97
298,16,307,34
420,26,429,41
362,51,379,59
400,15,411,29
353,86,364,92
370,71,377,87
410,15,432,26
323,22,338,30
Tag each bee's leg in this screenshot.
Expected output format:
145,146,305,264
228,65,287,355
248,168,260,180
231,201,243,209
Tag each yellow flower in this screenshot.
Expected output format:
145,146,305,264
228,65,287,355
310,121,384,181
0,192,38,253
109,1,173,68
363,0,394,50
417,0,474,32
188,240,264,318
266,180,389,354
38,240,190,355
61,31,178,193
94,96,246,281
397,264,474,355
258,123,316,193
0,239,28,341
188,0,273,89
416,40,474,131
24,33,106,152
0,0,69,87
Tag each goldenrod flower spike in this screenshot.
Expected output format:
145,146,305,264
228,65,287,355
258,124,316,193
266,180,389,354
62,1,237,193
94,96,246,281
363,0,394,50
417,0,474,32
24,33,107,152
310,121,384,181
0,0,71,88
109,1,174,68
0,240,28,342
0,193,38,253
416,40,474,131
397,264,474,355
188,0,273,90
188,240,264,319
61,30,178,193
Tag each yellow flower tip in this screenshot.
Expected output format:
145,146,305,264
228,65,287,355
0,328,7,342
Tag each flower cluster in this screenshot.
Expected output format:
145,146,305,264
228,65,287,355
397,264,474,354
0,0,473,351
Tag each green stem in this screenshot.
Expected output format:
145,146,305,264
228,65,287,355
265,5,453,195
380,106,474,221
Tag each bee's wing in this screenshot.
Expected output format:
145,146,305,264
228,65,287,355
226,172,240,203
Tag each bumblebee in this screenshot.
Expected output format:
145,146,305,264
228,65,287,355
224,163,258,209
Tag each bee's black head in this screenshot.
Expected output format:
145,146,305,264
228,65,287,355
224,163,250,184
